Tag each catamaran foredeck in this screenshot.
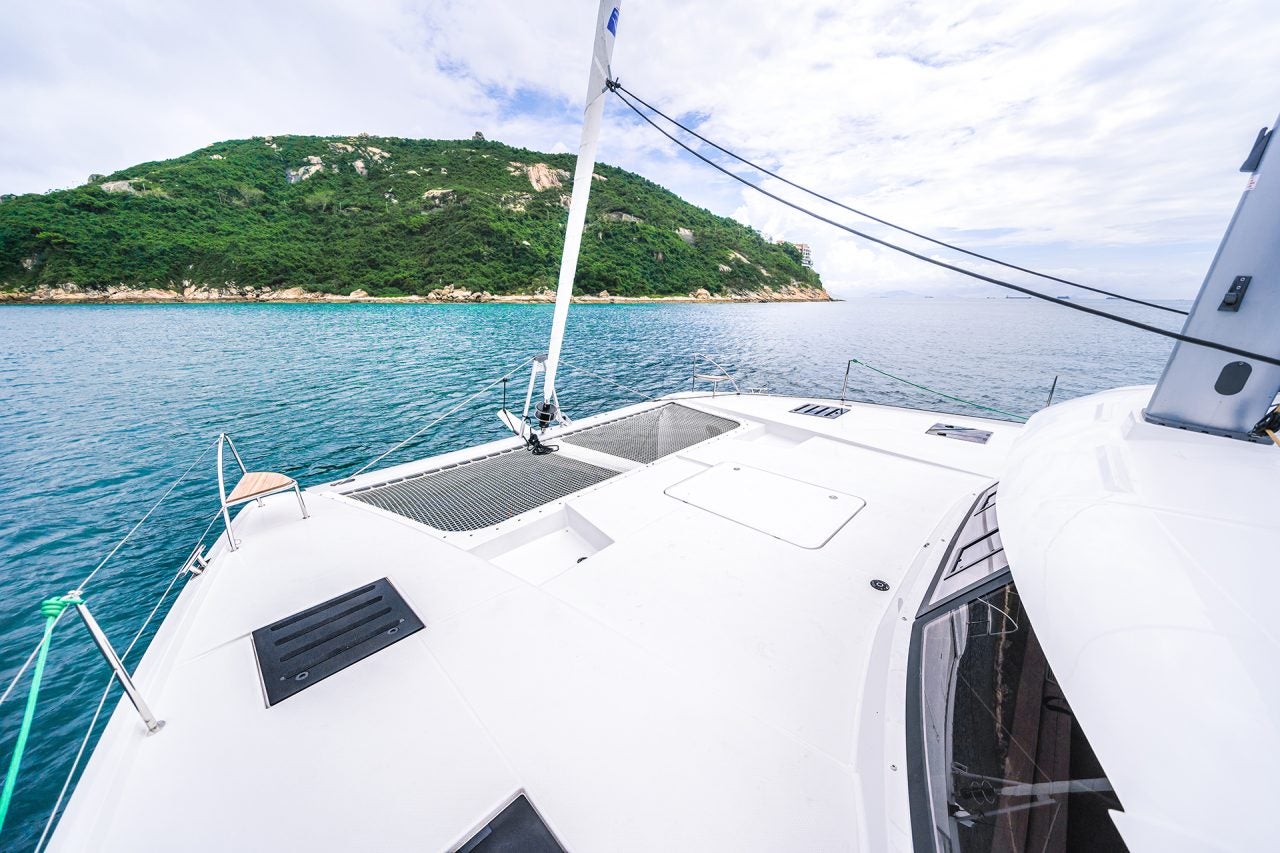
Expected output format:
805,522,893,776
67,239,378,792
25,0,1280,849
48,393,1020,851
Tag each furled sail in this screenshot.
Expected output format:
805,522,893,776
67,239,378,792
540,1,621,420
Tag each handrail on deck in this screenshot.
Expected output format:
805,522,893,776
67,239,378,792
689,353,741,397
217,434,309,552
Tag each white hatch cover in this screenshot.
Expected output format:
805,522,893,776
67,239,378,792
664,462,865,548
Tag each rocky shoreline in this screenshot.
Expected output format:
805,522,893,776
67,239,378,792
0,282,831,305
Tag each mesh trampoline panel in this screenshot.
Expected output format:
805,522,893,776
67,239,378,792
344,449,619,531
560,403,739,464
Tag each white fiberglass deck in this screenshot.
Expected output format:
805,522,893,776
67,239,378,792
49,393,1019,852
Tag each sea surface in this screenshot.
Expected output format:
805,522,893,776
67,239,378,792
0,297,1187,847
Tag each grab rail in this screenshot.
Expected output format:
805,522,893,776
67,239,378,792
216,434,309,551
0,439,235,848
688,353,741,396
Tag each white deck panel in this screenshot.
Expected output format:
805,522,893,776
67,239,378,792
424,586,861,851
49,393,1020,852
664,462,866,548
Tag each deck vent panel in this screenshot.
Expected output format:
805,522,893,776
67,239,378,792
926,423,993,444
344,449,619,531
790,403,849,419
561,403,739,464
459,794,564,853
252,577,423,706
921,484,1009,613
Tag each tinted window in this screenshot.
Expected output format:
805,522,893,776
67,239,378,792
916,583,1127,852
459,795,564,853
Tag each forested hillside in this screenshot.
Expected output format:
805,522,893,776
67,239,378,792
0,135,824,299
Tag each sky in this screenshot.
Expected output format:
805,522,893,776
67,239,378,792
3,0,1279,299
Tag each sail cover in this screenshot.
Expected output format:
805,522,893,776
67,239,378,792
542,1,622,412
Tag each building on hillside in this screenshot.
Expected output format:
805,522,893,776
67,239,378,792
768,237,814,269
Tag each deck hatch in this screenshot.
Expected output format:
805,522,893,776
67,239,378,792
790,402,849,419
560,403,739,463
665,462,865,548
458,795,564,853
926,423,993,444
252,577,423,706
344,449,619,531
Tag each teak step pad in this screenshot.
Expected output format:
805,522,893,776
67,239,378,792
228,471,295,503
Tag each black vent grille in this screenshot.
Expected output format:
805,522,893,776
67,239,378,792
252,577,423,706
790,403,849,419
922,485,1009,613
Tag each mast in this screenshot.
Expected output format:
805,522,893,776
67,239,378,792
1145,116,1280,440
540,0,621,424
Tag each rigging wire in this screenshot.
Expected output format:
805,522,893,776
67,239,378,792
610,85,1280,369
352,357,535,476
843,358,1026,421
34,507,223,853
0,636,54,714
75,438,217,592
3,439,217,713
0,595,82,836
609,80,1188,317
558,359,660,402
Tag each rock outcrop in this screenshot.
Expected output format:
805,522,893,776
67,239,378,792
508,162,570,192
0,281,830,304
287,156,325,183
424,285,493,302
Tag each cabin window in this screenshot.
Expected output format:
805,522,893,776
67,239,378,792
912,581,1128,853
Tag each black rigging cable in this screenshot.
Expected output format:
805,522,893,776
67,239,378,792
609,83,1280,369
610,80,1188,316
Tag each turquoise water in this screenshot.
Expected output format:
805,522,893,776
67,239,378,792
0,298,1185,847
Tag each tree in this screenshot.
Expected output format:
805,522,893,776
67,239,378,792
0,135,825,298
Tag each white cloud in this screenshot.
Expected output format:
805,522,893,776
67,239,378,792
4,0,1279,298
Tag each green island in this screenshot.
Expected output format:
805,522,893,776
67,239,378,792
0,134,826,303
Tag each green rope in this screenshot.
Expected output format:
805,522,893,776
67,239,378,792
848,358,1027,422
0,594,83,836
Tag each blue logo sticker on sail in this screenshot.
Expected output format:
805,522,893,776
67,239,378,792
607,8,619,35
